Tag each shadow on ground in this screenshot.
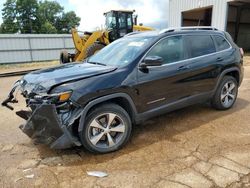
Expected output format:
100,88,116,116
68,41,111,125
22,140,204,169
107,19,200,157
34,98,249,166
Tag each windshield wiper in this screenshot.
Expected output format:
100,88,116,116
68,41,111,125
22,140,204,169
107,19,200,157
88,61,107,66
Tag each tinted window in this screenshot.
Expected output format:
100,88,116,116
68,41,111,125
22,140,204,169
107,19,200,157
214,35,230,51
186,35,216,58
147,36,185,64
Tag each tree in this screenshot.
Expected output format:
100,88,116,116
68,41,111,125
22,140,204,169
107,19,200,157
37,0,63,29
40,20,57,33
1,0,18,33
0,0,81,34
16,0,39,33
56,11,81,33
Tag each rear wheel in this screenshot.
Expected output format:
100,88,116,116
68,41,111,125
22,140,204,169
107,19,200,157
60,50,70,64
212,76,238,110
80,104,132,153
86,43,105,58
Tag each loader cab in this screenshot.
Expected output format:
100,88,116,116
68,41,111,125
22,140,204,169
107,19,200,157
105,10,134,42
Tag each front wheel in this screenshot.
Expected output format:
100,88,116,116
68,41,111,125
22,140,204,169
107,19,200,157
212,76,238,110
79,104,132,153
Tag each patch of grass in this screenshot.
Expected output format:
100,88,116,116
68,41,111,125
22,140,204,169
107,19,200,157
0,61,59,70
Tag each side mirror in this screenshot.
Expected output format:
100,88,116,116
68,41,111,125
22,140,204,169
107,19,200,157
140,56,163,69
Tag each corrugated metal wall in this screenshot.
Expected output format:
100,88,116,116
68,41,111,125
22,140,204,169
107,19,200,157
169,0,235,30
0,34,75,64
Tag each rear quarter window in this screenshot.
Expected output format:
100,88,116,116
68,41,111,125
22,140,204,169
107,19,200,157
186,35,216,58
213,35,231,51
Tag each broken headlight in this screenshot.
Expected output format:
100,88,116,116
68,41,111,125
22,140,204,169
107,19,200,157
33,90,72,103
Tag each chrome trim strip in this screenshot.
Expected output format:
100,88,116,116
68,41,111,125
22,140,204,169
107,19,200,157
147,98,166,105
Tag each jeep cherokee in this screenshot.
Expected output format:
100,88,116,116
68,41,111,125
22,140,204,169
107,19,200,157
2,27,244,153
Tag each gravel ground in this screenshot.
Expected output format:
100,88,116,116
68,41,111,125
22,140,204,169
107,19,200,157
0,58,250,188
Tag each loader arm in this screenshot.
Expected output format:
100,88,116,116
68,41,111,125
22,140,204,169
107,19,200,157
74,30,106,61
133,25,154,31
71,28,83,52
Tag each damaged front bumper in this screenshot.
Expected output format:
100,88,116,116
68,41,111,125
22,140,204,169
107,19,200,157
2,80,82,149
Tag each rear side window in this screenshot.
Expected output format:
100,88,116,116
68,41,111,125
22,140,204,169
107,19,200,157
147,36,185,64
186,35,216,58
213,35,230,51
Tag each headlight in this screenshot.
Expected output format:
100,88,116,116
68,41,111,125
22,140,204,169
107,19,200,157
34,91,72,103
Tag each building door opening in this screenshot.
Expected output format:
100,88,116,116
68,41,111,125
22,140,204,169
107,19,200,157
226,1,250,51
182,6,213,27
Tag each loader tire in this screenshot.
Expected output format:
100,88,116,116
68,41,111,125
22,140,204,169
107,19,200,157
60,50,70,64
86,43,105,58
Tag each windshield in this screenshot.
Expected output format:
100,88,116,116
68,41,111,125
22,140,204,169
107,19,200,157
88,37,152,67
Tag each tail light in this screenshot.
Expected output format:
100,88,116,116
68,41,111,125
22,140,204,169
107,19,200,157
240,48,244,58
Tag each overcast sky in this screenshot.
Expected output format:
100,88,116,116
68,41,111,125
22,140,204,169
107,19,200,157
0,0,169,31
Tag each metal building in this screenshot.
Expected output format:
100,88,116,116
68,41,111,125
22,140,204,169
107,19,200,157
169,0,250,51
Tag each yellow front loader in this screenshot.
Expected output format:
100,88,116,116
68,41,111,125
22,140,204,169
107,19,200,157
60,10,154,64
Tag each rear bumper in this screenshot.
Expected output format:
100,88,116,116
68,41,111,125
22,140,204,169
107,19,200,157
240,65,244,86
19,104,81,149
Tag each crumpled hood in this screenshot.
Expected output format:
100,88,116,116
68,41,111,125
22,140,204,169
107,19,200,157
21,63,116,93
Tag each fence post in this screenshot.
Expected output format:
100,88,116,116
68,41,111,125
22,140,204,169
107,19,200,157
28,36,33,62
63,35,66,49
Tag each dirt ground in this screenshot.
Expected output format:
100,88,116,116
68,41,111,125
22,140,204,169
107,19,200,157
0,61,59,74
0,58,250,188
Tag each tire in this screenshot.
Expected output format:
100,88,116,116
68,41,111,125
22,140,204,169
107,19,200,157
79,103,132,153
86,43,105,58
60,50,70,64
211,76,238,110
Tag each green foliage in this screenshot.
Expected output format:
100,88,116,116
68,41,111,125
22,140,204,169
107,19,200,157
57,11,81,33
1,0,19,33
37,1,63,28
40,20,57,33
0,0,81,34
16,0,39,33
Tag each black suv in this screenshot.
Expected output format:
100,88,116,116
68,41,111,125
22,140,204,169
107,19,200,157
2,27,244,153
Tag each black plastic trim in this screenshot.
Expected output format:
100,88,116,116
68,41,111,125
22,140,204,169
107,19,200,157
78,93,138,132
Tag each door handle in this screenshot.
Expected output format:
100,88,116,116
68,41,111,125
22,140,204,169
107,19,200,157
178,65,190,71
217,57,224,62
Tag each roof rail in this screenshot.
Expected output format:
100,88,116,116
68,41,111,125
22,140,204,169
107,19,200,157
124,31,141,37
159,26,218,34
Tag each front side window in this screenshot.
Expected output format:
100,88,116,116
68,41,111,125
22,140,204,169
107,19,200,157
186,35,216,58
146,36,185,64
105,12,117,29
213,35,230,51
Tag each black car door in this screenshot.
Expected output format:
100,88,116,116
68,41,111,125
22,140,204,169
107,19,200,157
183,34,221,94
136,35,192,113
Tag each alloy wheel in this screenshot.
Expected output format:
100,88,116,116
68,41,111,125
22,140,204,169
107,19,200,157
87,113,126,149
220,81,237,108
